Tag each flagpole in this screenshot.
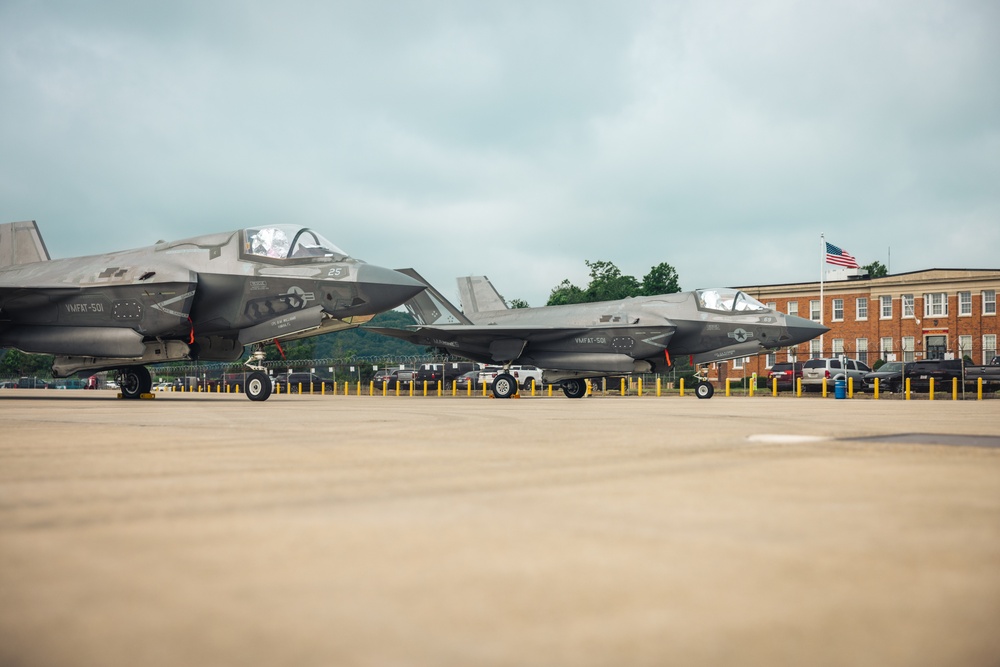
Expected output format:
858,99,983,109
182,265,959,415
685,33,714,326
819,233,825,358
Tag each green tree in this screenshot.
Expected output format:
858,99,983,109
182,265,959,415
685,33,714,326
584,260,641,301
863,261,888,278
547,279,587,306
0,349,54,377
640,262,681,295
507,298,530,309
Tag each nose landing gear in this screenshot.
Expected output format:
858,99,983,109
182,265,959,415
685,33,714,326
244,345,273,402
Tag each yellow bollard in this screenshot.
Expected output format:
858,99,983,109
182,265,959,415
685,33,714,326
409,381,414,397
929,377,935,401
952,377,958,401
548,384,553,397
822,380,827,398
905,378,911,400
773,377,778,397
356,381,361,396
467,381,471,397
656,378,662,397
637,378,643,397
978,377,983,400
848,377,854,398
874,377,879,400
679,378,685,397
797,377,802,397
437,381,442,397
483,381,488,397
236,385,241,394
395,381,400,397
620,378,626,396
370,381,374,396
749,378,755,398
530,379,536,396
725,378,731,397
452,381,457,397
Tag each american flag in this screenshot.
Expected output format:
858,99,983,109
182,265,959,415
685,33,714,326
825,242,859,268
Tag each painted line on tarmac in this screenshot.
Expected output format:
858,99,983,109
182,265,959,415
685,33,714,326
747,434,831,444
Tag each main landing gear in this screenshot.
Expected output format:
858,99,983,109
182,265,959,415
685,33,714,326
116,365,152,399
561,378,588,399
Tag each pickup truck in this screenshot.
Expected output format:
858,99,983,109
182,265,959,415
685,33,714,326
964,356,1000,386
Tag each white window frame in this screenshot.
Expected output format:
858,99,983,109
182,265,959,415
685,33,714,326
810,300,821,322
832,339,844,356
902,294,915,318
881,337,894,361
857,338,868,365
958,335,973,361
832,298,844,321
984,290,996,316
880,295,892,319
787,348,797,364
924,293,948,317
787,301,798,317
765,352,776,368
856,297,868,321
810,339,822,359
902,336,915,363
959,291,972,317
984,334,997,363
733,356,745,370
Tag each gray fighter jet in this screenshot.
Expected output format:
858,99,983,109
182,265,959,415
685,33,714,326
0,220,424,400
368,271,828,398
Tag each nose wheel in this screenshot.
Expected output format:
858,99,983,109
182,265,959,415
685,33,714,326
243,344,273,402
491,372,519,399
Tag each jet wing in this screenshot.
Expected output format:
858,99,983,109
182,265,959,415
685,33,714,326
367,324,595,346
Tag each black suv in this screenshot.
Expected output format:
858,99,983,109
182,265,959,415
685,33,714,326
275,372,334,393
414,362,477,385
767,362,803,390
905,359,965,391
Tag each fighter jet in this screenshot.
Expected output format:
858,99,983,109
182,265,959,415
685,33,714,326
0,220,424,401
368,271,828,399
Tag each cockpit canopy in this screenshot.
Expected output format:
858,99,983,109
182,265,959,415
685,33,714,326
696,289,769,313
243,225,348,261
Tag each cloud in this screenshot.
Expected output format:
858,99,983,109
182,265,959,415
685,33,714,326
1,0,997,305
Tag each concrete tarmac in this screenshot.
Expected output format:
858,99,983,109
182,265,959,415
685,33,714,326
1,390,999,667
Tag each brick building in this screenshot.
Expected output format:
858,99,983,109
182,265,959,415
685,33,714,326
721,268,999,381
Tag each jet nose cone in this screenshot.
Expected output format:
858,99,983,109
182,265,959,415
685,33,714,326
784,315,830,346
355,263,426,312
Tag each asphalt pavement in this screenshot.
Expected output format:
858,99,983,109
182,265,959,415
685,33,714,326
2,390,999,667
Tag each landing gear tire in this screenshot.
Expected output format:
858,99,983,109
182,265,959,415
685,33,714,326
246,371,273,402
695,381,715,399
562,379,588,399
118,365,152,400
492,373,518,399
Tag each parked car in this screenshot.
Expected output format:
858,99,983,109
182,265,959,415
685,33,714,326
455,370,484,391
801,357,872,391
372,369,395,385
274,372,334,393
767,362,803,390
905,359,966,391
863,361,905,392
414,362,477,386
480,365,545,390
385,368,416,387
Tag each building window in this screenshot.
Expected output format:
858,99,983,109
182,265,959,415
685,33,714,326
766,352,775,368
810,339,821,359
787,301,798,316
857,338,868,365
787,348,797,363
880,295,892,319
924,293,948,317
902,336,915,363
733,356,745,370
832,339,844,356
984,335,997,363
902,294,915,318
984,290,997,316
959,292,972,316
959,335,973,361
856,297,868,320
832,299,844,321
810,300,821,322
881,337,894,361
766,302,776,312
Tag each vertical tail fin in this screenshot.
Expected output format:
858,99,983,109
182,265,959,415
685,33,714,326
457,275,508,313
0,221,50,267
395,268,474,325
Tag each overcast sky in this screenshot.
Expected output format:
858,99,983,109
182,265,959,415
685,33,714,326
2,0,998,307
